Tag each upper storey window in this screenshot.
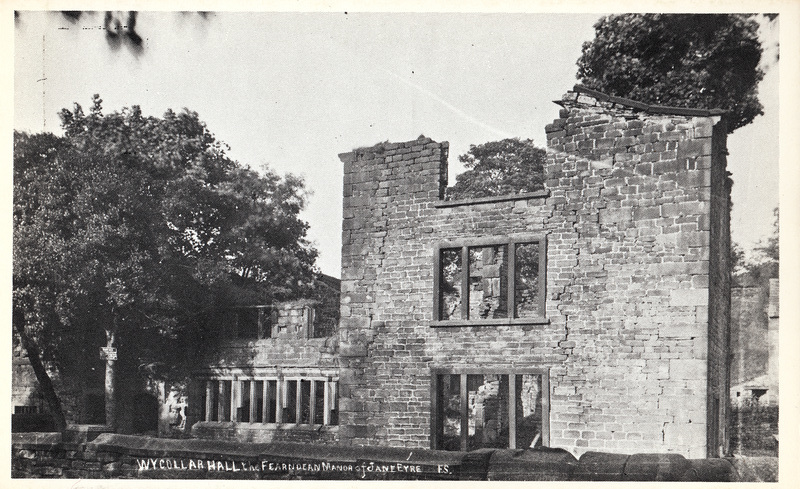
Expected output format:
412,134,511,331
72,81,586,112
433,236,546,326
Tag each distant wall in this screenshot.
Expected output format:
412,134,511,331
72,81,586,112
730,287,769,392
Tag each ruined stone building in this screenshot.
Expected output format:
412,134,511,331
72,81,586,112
189,300,341,443
331,86,730,459
183,86,731,459
13,85,733,459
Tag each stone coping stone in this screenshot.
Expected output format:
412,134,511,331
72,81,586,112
12,433,744,482
685,458,736,482
12,432,63,448
569,84,727,117
487,447,578,481
573,451,631,481
64,424,114,443
624,453,692,481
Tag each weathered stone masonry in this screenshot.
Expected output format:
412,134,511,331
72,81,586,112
186,302,340,444
336,86,730,458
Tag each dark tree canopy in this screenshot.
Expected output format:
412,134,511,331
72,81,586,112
447,138,546,200
13,96,320,427
577,14,765,133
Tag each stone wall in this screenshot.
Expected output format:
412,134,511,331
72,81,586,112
729,278,779,456
12,432,744,481
730,287,769,392
12,342,46,413
728,401,778,456
336,86,729,458
729,277,778,406
767,278,778,399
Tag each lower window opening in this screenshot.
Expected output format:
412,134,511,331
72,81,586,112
434,370,548,451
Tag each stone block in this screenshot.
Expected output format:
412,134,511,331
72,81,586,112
663,422,706,450
669,359,707,380
487,448,577,481
652,159,679,174
677,170,711,188
660,322,700,338
683,458,735,482
339,343,368,358
677,139,712,159
623,453,691,481
634,206,660,220
573,451,629,481
670,288,708,307
676,230,709,249
599,207,632,225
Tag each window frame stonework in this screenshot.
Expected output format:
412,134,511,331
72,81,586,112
432,235,547,327
197,373,339,427
430,366,550,451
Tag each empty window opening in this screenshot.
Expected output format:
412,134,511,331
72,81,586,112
432,369,548,451
435,236,546,323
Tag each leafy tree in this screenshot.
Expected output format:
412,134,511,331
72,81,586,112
447,138,546,200
733,208,779,286
755,208,779,265
577,14,765,133
13,96,318,430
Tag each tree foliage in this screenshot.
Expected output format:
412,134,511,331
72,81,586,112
13,96,318,427
447,138,546,200
733,208,778,285
577,14,765,133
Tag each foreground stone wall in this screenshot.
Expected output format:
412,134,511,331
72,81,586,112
336,86,729,457
13,432,746,481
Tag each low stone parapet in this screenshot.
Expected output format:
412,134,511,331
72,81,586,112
11,433,753,481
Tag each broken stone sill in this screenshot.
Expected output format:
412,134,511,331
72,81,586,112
435,190,549,208
430,317,550,328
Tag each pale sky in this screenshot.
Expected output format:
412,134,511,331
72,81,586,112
13,10,781,278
